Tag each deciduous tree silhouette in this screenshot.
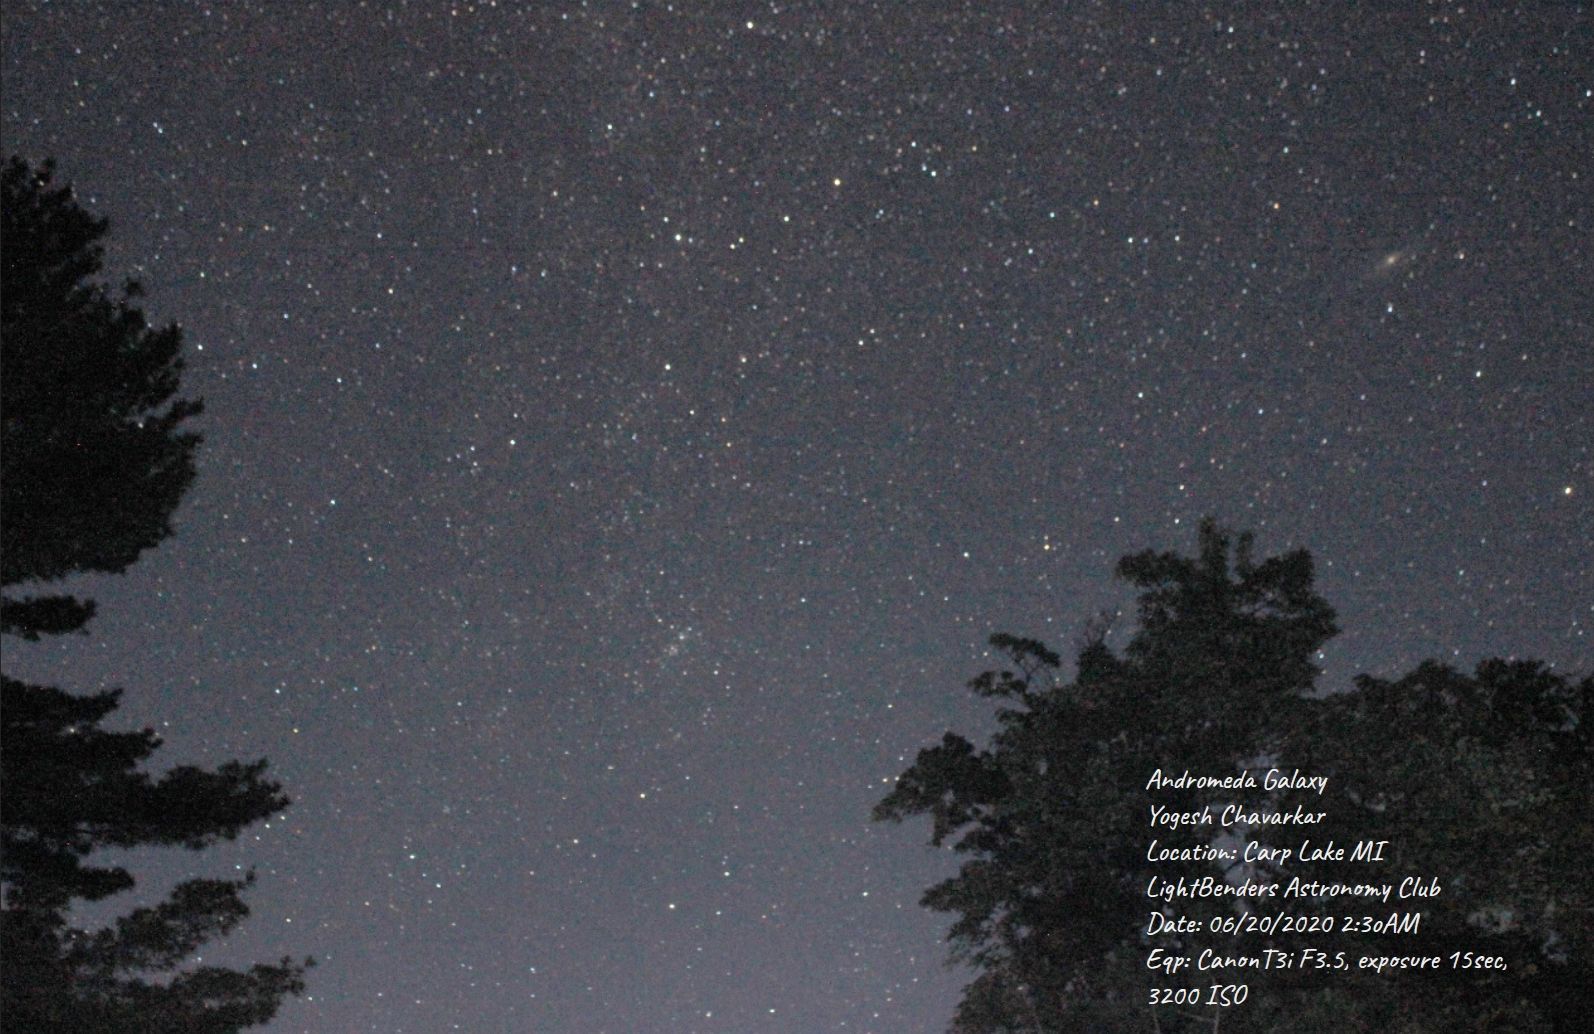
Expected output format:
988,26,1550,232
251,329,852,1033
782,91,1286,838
1,157,308,1031
875,520,1338,1032
876,521,1586,1032
1285,659,1591,1033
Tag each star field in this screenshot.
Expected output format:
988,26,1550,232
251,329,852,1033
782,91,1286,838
2,3,1589,1031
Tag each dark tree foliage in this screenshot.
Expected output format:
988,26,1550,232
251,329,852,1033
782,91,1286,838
1,678,307,1032
1285,660,1592,1033
875,521,1338,1032
876,520,1587,1033
1,156,200,639
1,157,308,1031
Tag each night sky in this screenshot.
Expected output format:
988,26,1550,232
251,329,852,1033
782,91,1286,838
2,3,1589,1032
